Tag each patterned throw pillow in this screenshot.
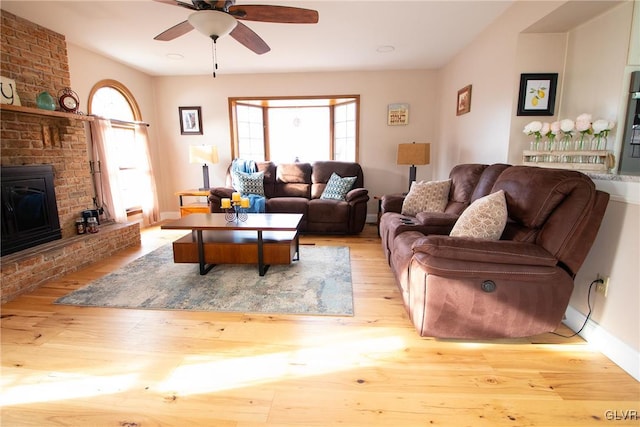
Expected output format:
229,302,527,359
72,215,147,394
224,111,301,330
320,172,357,200
401,179,451,216
450,190,507,240
232,170,265,196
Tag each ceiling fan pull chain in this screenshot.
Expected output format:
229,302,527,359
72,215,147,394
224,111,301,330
211,35,219,78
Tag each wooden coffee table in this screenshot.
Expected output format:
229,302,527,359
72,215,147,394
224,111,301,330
161,213,303,276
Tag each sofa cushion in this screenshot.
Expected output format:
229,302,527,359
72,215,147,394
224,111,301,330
311,161,365,199
320,172,357,200
265,197,308,215
445,164,488,214
450,190,507,240
308,199,350,223
401,179,451,217
232,170,265,196
274,163,312,198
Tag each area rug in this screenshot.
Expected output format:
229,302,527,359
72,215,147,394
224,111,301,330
55,244,353,316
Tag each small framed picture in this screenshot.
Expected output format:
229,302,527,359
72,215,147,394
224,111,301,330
456,85,472,116
517,73,558,116
388,103,409,125
179,106,203,135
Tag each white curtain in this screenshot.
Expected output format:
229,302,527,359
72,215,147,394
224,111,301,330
90,118,127,223
89,119,160,226
134,124,160,226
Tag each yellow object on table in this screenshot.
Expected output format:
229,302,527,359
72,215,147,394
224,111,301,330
221,198,231,208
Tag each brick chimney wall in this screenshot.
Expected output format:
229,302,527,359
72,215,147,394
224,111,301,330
1,9,92,238
0,10,140,303
1,10,71,105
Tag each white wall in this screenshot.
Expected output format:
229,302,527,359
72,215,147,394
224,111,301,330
435,1,563,179
67,44,162,211
507,32,567,165
559,2,633,162
558,2,640,380
152,70,438,217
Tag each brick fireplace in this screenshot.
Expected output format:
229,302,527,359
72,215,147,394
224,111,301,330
1,10,140,302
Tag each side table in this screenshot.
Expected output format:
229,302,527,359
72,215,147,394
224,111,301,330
176,189,210,217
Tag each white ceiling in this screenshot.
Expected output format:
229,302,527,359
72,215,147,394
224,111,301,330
1,0,516,76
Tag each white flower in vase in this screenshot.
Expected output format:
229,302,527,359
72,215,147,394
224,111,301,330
548,121,561,149
575,113,593,150
523,121,543,150
592,119,609,134
559,119,575,150
592,119,616,150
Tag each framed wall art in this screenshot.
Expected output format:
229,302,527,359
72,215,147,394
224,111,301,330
517,73,558,116
456,85,472,116
388,103,409,125
179,106,203,135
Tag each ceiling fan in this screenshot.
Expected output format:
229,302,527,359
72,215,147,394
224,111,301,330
153,0,319,55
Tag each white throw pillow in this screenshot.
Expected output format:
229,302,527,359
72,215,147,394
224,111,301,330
401,179,451,217
450,190,507,240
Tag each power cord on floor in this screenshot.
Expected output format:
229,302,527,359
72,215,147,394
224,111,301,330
552,278,602,339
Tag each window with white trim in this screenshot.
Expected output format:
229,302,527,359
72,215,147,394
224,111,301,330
230,96,359,163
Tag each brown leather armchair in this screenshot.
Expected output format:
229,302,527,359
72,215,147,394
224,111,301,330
382,165,609,338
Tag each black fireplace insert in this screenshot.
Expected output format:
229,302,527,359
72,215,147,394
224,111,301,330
1,165,62,256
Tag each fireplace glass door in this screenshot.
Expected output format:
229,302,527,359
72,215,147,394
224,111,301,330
1,165,61,256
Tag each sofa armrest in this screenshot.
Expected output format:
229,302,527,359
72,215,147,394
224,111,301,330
209,187,234,199
411,235,557,267
414,212,459,227
345,187,369,203
380,193,405,214
208,187,235,212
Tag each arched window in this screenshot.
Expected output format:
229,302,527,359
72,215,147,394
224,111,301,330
88,80,157,224
89,79,141,121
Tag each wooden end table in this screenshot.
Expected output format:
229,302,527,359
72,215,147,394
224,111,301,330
176,189,210,217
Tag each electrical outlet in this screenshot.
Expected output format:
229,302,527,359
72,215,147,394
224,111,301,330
596,274,609,297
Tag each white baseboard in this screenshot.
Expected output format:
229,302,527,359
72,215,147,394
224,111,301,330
564,305,639,382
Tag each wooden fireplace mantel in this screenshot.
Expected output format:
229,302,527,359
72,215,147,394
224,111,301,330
0,103,94,121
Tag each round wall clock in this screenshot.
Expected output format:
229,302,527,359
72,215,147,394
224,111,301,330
58,87,80,113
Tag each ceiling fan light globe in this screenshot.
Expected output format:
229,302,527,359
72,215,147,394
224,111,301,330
188,10,237,38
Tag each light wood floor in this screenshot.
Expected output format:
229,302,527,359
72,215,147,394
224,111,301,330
2,223,638,426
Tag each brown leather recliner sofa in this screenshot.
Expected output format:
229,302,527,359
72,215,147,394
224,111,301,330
208,160,369,234
379,163,609,339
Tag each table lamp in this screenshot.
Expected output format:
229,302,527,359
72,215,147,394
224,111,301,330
397,142,430,192
189,145,219,190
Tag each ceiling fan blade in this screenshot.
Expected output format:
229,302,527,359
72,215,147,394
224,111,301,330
230,22,270,55
152,0,198,11
154,20,194,41
228,5,318,24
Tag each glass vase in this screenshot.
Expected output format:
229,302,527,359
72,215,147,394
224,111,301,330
592,135,607,150
36,91,56,111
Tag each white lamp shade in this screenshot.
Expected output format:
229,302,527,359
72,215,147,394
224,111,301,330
188,10,237,38
189,145,219,164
